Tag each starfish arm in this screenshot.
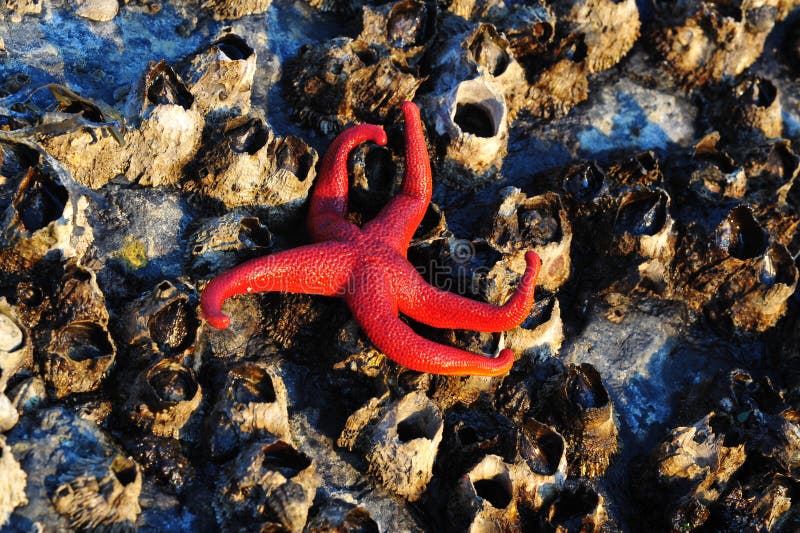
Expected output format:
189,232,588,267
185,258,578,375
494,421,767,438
201,242,355,329
308,123,388,241
395,251,542,332
347,264,514,376
364,102,432,252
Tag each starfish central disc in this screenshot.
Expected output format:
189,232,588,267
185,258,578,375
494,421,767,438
200,102,542,376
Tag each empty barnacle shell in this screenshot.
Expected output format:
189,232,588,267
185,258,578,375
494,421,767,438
40,263,116,399
50,454,142,531
651,412,747,531
215,438,320,532
188,211,272,276
119,280,199,363
483,1,556,60
358,0,436,65
505,294,563,357
704,206,799,332
201,0,271,21
338,391,443,501
731,77,782,139
605,151,663,190
552,0,640,73
128,60,195,117
428,19,529,119
561,160,609,204
485,188,572,292
207,362,291,460
0,435,28,527
447,454,521,532
533,480,607,533
428,75,509,188
305,495,379,533
184,118,318,228
534,363,618,478
716,473,796,533
689,132,747,200
611,187,675,264
177,34,256,122
125,357,202,439
0,297,32,389
523,32,590,119
652,1,788,87
0,166,93,276
515,418,567,510
43,320,116,400
287,37,423,134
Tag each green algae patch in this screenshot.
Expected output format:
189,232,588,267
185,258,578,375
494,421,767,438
114,236,148,270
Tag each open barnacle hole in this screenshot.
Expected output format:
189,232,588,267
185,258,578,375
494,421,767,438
733,76,781,138
536,481,606,532
435,76,508,188
228,118,271,155
340,391,443,501
562,161,608,203
439,407,520,479
515,418,567,510
143,60,193,111
214,438,319,532
0,298,32,389
535,364,618,478
502,4,556,59
612,188,675,264
505,293,563,357
350,142,398,220
43,320,116,400
207,363,291,459
715,205,769,260
448,455,520,532
12,168,68,235
411,202,447,244
689,132,747,199
126,358,202,439
121,281,199,362
365,391,443,501
386,0,435,51
468,24,511,78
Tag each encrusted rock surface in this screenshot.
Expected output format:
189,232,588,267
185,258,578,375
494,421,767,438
1,1,800,532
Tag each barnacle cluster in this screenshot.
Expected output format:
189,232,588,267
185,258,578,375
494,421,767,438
1,0,800,531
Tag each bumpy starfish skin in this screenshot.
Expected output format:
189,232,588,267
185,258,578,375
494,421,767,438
201,102,542,376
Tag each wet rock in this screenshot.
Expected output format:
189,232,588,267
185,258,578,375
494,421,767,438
0,435,27,527
72,0,119,21
338,391,443,501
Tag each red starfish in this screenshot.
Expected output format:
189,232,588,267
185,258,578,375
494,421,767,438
200,102,542,376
